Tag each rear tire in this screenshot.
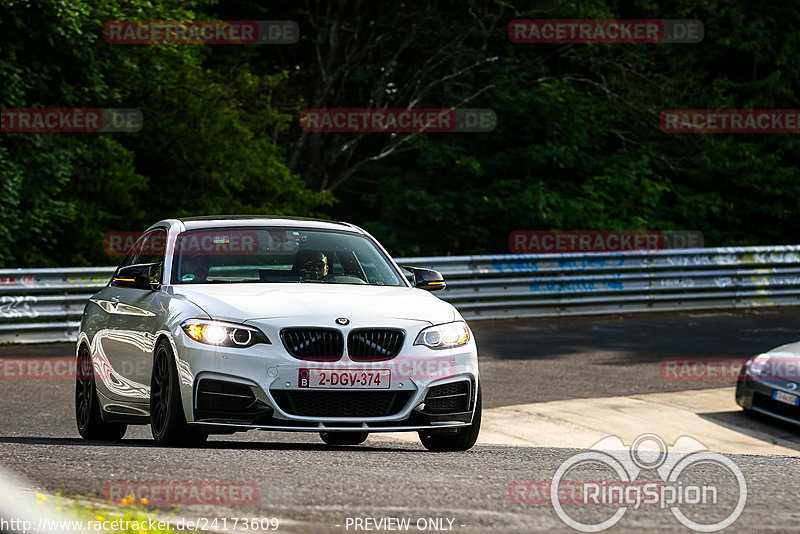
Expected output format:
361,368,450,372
150,339,207,446
75,346,127,441
319,431,369,446
419,384,482,452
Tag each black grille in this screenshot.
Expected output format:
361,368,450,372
281,328,344,361
271,390,412,418
196,379,256,411
753,391,800,421
424,381,470,413
347,329,405,361
194,379,273,423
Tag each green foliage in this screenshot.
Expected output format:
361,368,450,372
2,0,800,264
342,0,800,254
0,0,329,266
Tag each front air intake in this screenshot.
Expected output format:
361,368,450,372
424,381,471,413
270,390,412,418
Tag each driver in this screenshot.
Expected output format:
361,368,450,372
292,250,329,280
181,254,210,282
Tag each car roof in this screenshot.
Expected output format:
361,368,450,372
168,215,363,233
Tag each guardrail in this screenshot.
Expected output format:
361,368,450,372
2,245,800,343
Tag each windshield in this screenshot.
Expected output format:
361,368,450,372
170,227,405,287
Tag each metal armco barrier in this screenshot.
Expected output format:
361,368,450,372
2,245,800,343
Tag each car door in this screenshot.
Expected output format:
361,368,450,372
95,229,168,405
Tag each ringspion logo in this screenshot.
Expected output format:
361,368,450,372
511,434,746,532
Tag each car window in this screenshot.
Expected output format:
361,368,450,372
117,235,145,271
133,229,167,265
136,229,166,284
171,227,404,286
114,229,166,284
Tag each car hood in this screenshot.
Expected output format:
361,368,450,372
171,283,457,325
767,341,800,356
748,341,800,382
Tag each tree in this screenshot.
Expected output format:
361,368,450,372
0,0,330,266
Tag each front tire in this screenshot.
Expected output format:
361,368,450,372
320,431,369,446
419,384,482,452
150,339,207,446
75,346,126,440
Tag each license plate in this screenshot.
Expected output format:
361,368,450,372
772,389,799,406
298,368,390,389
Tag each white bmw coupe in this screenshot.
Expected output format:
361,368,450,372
76,217,481,451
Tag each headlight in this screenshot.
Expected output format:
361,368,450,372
414,321,470,350
747,353,771,377
181,320,270,348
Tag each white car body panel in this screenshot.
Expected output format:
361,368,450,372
77,217,480,437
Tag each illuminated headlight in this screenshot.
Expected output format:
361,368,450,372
181,320,270,348
414,321,470,350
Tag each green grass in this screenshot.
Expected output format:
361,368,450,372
42,491,177,533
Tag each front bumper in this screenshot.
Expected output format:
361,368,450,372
736,371,800,426
172,328,479,433
191,417,474,434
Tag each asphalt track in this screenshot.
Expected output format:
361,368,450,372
2,309,800,532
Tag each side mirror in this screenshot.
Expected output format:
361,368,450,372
112,263,160,291
400,265,446,292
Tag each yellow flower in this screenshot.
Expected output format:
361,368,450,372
95,515,105,521
140,498,149,505
36,493,46,500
